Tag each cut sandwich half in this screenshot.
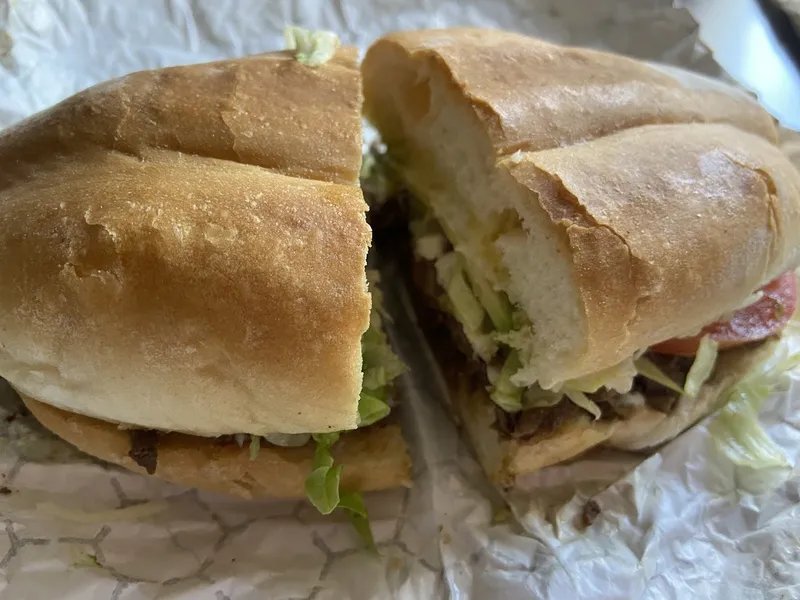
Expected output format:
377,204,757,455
362,28,800,487
0,31,410,527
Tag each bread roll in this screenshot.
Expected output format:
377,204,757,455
0,49,372,436
499,124,800,386
21,394,411,499
363,28,777,157
362,28,800,386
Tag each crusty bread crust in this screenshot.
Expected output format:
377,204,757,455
453,341,776,488
0,49,372,436
22,395,412,499
362,27,778,158
363,28,800,387
502,124,800,384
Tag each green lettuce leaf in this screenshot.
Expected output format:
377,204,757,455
564,389,602,421
359,271,406,432
358,391,391,427
362,271,407,389
463,264,513,333
684,336,719,398
562,358,637,394
312,431,341,448
305,433,377,547
634,356,686,395
709,320,800,477
339,491,376,551
490,351,524,412
521,384,563,409
306,434,342,514
283,26,340,67
305,463,343,515
447,276,486,332
248,435,260,461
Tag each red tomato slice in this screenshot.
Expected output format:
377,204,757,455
652,271,797,356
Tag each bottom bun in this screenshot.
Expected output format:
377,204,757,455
450,341,776,489
22,395,412,499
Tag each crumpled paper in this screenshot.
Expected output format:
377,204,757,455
0,1,798,599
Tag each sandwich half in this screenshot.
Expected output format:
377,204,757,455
0,36,410,509
362,28,800,487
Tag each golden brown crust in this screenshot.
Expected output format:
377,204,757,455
455,341,775,488
0,50,372,435
362,28,778,158
503,124,800,383
22,395,412,499
362,28,796,387
0,48,364,187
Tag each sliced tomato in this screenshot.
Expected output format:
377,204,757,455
652,271,797,356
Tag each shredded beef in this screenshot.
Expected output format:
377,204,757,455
128,429,159,475
495,400,588,440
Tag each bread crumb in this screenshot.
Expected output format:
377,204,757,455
580,499,601,528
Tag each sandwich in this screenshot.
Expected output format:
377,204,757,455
0,30,410,527
362,28,800,487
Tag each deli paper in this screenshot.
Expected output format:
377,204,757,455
0,1,797,598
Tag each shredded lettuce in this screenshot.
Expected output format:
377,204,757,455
709,321,800,483
305,433,376,548
436,250,514,334
684,336,719,398
339,491,376,551
491,352,524,411
415,234,448,261
521,384,563,409
491,355,577,413
358,390,391,427
283,26,340,67
562,358,637,394
434,252,501,361
634,356,686,395
300,270,402,546
305,433,343,514
248,435,260,461
564,389,602,421
361,365,390,391
711,391,789,470
360,269,406,425
632,336,720,399
464,265,514,333
490,352,524,412
436,253,486,332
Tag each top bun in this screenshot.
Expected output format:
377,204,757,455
363,28,800,385
0,48,372,436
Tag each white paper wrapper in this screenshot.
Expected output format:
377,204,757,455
1,1,799,599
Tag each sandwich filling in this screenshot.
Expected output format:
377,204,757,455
365,152,798,445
